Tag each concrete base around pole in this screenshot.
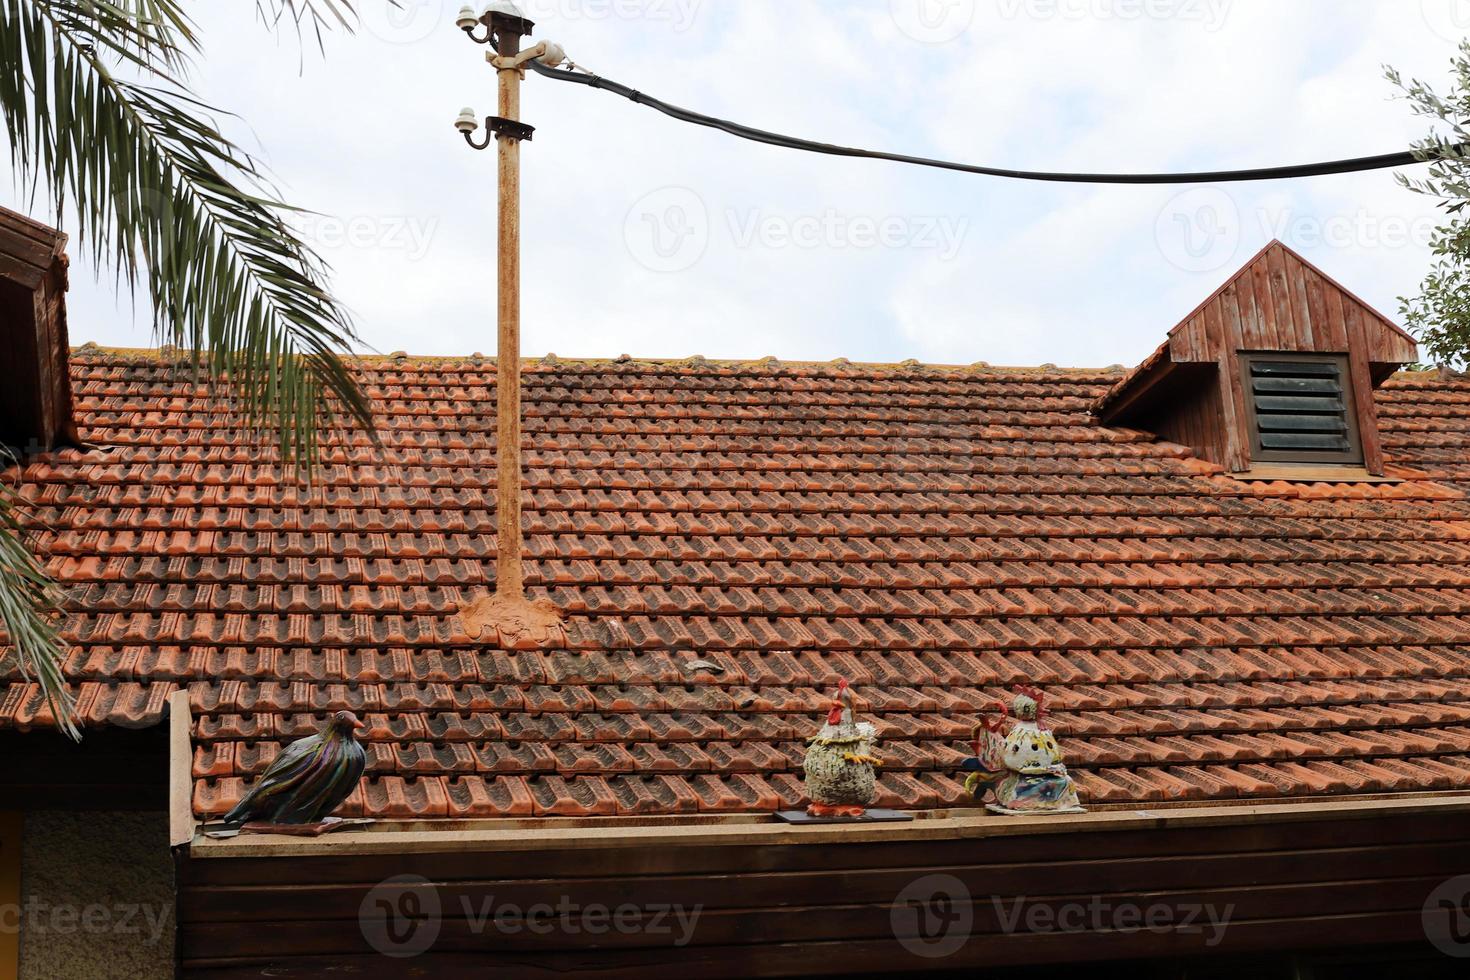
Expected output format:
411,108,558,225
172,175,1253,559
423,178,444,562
461,591,568,650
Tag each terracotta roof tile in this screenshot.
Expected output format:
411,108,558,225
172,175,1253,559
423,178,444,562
9,357,1470,819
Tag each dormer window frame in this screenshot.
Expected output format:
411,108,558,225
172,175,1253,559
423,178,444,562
1237,352,1364,467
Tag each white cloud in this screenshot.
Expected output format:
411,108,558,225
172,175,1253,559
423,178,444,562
1,0,1462,367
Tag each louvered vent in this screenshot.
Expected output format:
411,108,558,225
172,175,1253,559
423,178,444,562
1242,355,1362,464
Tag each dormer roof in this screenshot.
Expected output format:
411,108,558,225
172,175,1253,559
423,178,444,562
1096,240,1418,476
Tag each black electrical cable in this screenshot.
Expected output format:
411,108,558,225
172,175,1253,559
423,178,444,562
528,59,1446,185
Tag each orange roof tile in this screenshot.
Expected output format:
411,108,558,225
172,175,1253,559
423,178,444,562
4,351,1470,818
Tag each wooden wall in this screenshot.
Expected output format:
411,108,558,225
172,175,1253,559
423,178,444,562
1145,367,1230,470
175,806,1470,978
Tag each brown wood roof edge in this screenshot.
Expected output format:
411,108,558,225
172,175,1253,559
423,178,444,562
186,792,1470,859
0,204,67,254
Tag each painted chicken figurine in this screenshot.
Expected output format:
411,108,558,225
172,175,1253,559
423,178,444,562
223,710,367,826
962,687,1083,815
802,679,882,818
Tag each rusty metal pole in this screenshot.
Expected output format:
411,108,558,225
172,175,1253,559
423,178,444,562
494,24,525,601
457,7,565,649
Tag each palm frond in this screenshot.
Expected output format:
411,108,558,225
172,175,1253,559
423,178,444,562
255,1,409,52
0,450,77,740
1,0,376,468
0,0,382,733
257,0,359,33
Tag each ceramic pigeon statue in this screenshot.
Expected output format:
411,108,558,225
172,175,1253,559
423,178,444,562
223,711,367,826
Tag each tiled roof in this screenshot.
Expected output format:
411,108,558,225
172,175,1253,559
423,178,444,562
4,351,1470,819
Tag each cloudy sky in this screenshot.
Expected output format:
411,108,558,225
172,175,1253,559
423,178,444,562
6,0,1468,368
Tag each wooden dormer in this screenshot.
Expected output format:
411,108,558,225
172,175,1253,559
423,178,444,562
1096,240,1418,478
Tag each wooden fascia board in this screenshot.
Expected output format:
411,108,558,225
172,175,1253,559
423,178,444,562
186,793,1470,859
169,689,197,847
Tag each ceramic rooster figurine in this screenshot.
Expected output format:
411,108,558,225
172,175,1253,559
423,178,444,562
962,686,1084,815
802,679,882,818
223,710,367,827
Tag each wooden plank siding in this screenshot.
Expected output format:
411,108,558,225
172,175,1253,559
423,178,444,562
1102,241,1417,476
175,806,1470,977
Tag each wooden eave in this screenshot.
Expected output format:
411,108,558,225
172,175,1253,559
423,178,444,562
185,793,1470,859
0,207,67,288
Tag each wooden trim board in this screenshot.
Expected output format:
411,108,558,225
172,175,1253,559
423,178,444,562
187,792,1470,859
169,690,196,848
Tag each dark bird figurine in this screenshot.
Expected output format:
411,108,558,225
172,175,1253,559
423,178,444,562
223,711,367,826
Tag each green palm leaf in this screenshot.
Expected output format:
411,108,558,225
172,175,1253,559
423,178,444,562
0,450,77,739
0,0,386,734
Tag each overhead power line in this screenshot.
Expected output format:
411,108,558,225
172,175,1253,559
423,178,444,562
527,60,1447,185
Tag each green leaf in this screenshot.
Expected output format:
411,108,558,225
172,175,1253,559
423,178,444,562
0,0,386,733
0,449,77,740
1388,40,1470,369
0,0,377,469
